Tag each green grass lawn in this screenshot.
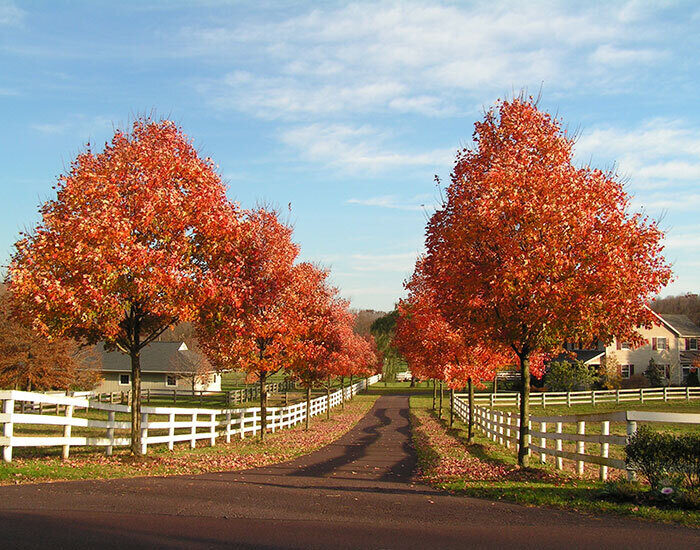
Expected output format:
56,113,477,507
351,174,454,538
410,395,700,527
1,394,379,485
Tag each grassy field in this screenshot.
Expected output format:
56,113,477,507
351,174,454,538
410,395,700,526
0,394,378,485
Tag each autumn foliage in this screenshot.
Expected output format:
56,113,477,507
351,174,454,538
8,118,235,454
423,97,672,465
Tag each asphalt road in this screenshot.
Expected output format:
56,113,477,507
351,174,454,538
0,395,698,549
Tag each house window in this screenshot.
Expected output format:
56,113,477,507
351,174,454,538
660,364,671,379
656,337,668,351
620,342,632,350
166,375,177,387
621,365,634,379
682,365,690,381
119,374,130,386
687,338,698,351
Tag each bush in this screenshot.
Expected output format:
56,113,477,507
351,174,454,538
687,367,700,387
601,479,643,503
644,358,665,387
626,426,700,489
545,360,599,392
679,488,700,510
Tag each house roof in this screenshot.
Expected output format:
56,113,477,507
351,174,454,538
550,350,605,365
656,314,700,337
99,342,212,374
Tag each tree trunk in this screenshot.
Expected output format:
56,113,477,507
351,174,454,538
349,374,354,399
340,376,345,409
438,380,443,419
130,350,142,456
305,385,311,431
449,388,454,427
410,375,415,388
432,379,436,410
259,371,267,442
518,354,531,467
326,375,331,419
467,377,474,442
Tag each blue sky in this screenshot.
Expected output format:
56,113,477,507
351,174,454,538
1,1,699,311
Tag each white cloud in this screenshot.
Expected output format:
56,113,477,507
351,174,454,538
280,123,454,172
186,1,669,120
574,118,700,208
0,1,24,26
590,44,666,66
347,194,433,211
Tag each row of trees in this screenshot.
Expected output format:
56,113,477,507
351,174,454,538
395,97,672,466
6,118,380,454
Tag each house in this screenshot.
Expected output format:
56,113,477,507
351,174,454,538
559,311,700,387
94,341,221,394
607,312,700,386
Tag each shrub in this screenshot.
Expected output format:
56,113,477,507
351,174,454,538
545,360,599,392
687,367,700,387
597,355,622,389
625,426,672,489
626,426,700,489
601,479,643,503
679,488,700,510
644,358,665,387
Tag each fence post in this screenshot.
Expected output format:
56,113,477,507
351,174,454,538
686,386,691,401
62,404,74,460
663,387,668,403
567,391,571,408
190,413,197,449
2,398,15,463
225,411,232,443
592,391,596,407
616,389,620,405
576,420,585,476
210,412,217,446
106,410,115,456
626,419,638,481
527,419,532,456
542,393,546,409
600,420,610,481
641,388,645,404
505,413,511,449
498,411,504,445
540,421,547,464
555,422,563,470
141,412,148,455
163,412,174,451
515,415,521,453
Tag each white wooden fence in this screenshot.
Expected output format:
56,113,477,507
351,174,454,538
452,395,700,481
0,374,381,462
458,386,700,408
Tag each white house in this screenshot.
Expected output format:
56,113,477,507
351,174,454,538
561,311,700,386
94,341,221,394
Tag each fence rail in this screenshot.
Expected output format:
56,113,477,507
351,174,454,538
456,386,700,408
0,374,381,462
452,394,700,481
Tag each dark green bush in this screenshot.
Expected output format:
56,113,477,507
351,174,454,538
679,488,700,510
600,479,643,503
626,426,700,489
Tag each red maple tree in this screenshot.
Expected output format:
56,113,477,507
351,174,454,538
8,118,233,454
424,97,672,465
195,207,300,440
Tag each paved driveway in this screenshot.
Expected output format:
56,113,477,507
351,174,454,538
0,395,697,549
